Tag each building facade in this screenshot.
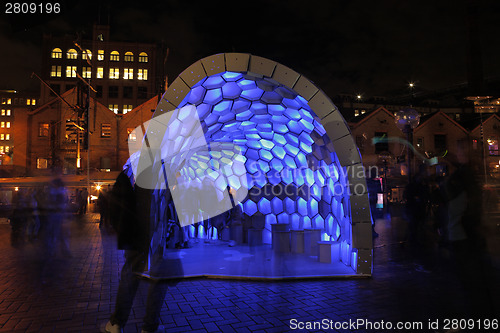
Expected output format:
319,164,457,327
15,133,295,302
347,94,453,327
0,90,38,175
40,24,159,115
12,87,157,176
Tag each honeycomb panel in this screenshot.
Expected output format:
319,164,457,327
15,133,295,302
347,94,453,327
139,70,354,256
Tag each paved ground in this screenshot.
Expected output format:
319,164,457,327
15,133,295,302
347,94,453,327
0,210,499,333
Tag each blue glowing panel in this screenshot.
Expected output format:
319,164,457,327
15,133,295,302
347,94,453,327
271,197,284,214
203,75,225,89
213,100,233,115
258,198,272,215
240,88,263,101
222,72,243,81
167,71,349,252
204,89,223,105
222,82,243,99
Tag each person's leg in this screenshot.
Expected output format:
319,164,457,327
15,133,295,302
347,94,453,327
141,280,168,332
110,250,146,327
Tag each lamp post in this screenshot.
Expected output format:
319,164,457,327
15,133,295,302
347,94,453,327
395,108,420,183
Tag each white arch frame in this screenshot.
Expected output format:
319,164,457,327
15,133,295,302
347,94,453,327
153,53,373,275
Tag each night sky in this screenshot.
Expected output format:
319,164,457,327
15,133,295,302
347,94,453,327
1,0,500,99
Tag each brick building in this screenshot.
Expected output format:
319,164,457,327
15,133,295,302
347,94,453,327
21,87,156,176
0,90,38,176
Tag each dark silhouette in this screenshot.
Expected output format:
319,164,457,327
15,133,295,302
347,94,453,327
105,169,183,333
442,153,495,319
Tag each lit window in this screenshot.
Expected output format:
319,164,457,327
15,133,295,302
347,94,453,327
361,109,366,114
0,122,4,128
26,99,31,105
51,48,62,58
138,69,148,80
127,128,137,141
488,138,499,156
97,67,104,79
67,49,78,59
123,105,133,114
0,146,3,154
0,134,4,140
37,158,48,169
5,134,10,140
138,52,148,63
108,104,119,114
98,50,104,61
6,109,10,116
354,110,359,117
66,66,77,78
82,67,92,79
123,68,133,80
109,68,120,79
0,109,4,115
39,123,49,137
1,98,4,104
82,49,92,60
110,51,119,61
7,99,11,105
51,65,62,77
101,123,111,137
124,52,134,62
31,99,36,106
416,137,424,148
5,146,10,153
6,122,10,128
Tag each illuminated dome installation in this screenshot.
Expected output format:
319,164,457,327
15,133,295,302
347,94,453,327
141,54,373,277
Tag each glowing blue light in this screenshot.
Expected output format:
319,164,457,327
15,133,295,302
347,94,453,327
222,72,243,81
268,104,285,115
287,120,302,134
258,198,272,215
188,85,206,105
260,139,274,150
204,88,223,104
167,71,351,263
237,79,257,90
203,75,225,89
240,88,263,100
259,149,273,161
213,100,233,114
270,158,284,172
273,123,289,134
273,133,286,146
297,197,307,216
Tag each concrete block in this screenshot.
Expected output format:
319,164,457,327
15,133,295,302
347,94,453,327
350,193,372,223
308,90,337,119
162,78,190,107
271,63,300,88
225,53,250,72
200,53,226,76
292,75,318,101
249,55,276,77
351,222,373,249
179,60,207,88
331,135,362,166
322,110,351,141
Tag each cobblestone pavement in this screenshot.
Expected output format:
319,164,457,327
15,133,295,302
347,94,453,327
0,211,499,333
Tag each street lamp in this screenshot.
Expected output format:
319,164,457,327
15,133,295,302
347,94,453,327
395,108,420,182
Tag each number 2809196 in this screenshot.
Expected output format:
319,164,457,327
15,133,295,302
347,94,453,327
5,3,60,14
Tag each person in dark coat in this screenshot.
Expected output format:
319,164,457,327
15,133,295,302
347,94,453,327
105,167,183,333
